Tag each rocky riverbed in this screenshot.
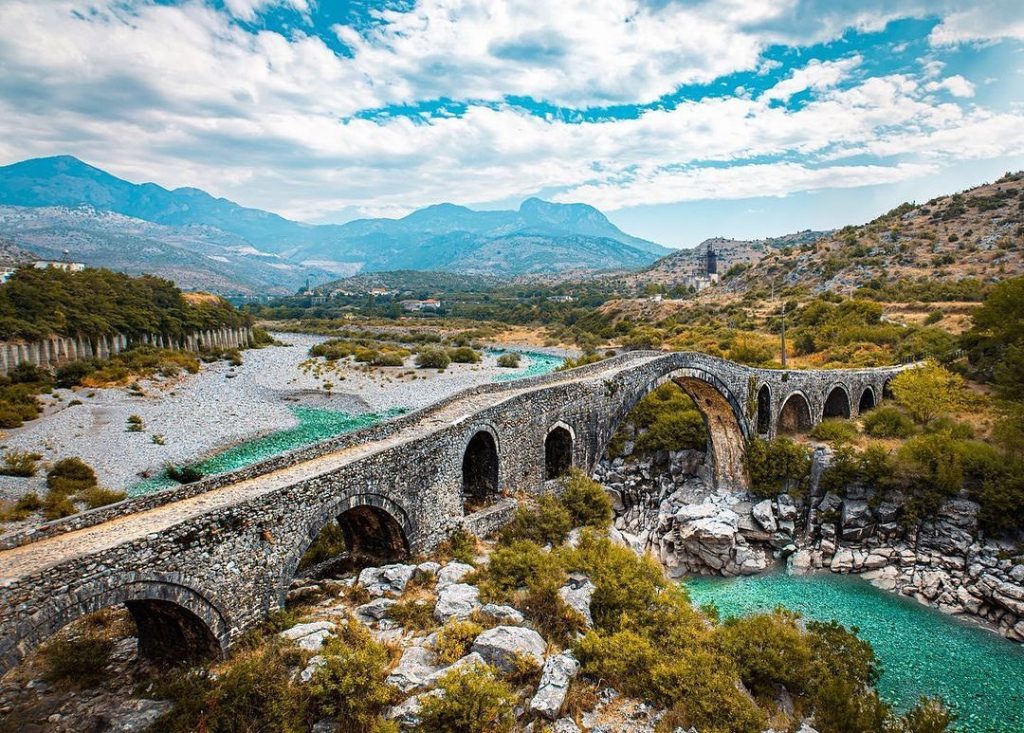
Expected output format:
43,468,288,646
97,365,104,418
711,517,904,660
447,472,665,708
0,334,567,498
597,444,1024,645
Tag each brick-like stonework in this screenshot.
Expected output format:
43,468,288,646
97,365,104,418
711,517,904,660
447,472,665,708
0,351,908,672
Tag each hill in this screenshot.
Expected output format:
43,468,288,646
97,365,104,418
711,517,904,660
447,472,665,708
0,157,670,283
725,173,1024,296
631,230,829,287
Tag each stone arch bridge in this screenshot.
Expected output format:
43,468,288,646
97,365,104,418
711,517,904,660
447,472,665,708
0,351,908,673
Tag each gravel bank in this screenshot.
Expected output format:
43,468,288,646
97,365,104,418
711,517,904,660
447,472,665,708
0,334,566,495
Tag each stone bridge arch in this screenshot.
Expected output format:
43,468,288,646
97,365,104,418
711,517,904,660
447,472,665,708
603,365,750,489
545,421,575,480
462,424,501,509
283,492,414,589
858,386,876,413
822,384,852,420
755,383,772,435
1,574,229,674
778,390,813,434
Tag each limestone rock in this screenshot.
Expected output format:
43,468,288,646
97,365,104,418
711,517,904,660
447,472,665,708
558,573,596,628
299,655,327,683
752,499,777,532
434,583,480,621
356,598,397,623
279,621,336,651
470,625,546,672
480,603,525,624
436,562,474,589
104,699,174,732
387,646,443,692
553,719,582,733
530,652,581,719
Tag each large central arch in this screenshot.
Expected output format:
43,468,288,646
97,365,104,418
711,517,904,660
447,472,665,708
607,367,750,489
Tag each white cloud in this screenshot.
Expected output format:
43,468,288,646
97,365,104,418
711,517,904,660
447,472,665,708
761,55,862,102
0,0,1020,222
926,75,976,97
930,1,1024,45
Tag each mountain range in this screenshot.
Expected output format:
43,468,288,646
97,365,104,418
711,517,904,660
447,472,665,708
0,156,670,292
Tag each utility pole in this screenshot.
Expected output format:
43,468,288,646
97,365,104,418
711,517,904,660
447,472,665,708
780,300,788,368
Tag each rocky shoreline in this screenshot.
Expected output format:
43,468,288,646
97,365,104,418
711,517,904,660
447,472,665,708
595,446,1024,644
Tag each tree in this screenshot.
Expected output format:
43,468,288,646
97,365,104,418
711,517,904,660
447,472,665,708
889,361,963,424
964,275,1024,399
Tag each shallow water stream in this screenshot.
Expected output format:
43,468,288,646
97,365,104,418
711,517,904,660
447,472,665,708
685,571,1024,732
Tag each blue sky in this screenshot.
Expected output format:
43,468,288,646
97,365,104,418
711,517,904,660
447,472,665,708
0,1,1022,248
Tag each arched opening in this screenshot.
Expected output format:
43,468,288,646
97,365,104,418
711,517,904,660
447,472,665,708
671,375,747,487
338,505,409,562
2,582,227,677
545,425,573,479
756,384,772,434
822,386,851,419
462,430,499,511
125,599,222,664
858,387,876,413
778,392,813,434
882,379,894,400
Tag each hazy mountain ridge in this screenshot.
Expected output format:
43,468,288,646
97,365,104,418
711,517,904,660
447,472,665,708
0,156,670,286
0,204,333,294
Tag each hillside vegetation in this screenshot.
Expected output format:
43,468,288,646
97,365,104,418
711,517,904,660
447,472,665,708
0,267,249,341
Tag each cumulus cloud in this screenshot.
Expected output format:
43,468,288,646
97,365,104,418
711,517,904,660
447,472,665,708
0,0,1020,221
929,1,1024,45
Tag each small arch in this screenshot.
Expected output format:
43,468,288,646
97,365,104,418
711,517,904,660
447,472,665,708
463,429,500,509
289,493,413,582
756,384,772,435
858,387,876,413
126,599,223,663
882,379,894,400
778,392,813,434
337,505,410,563
545,424,574,479
822,385,851,419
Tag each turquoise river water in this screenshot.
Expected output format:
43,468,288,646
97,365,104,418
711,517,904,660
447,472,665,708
130,349,563,495
685,572,1024,732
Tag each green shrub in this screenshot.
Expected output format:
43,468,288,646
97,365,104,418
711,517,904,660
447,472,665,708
47,456,97,492
415,663,517,733
165,463,204,484
372,351,406,367
78,486,127,509
416,348,451,370
309,621,397,730
198,645,308,733
862,406,915,438
437,527,477,565
479,540,564,602
810,418,859,445
924,309,944,325
496,353,520,368
0,450,41,477
298,520,347,570
635,410,707,453
520,571,586,645
558,469,612,529
127,414,145,432
924,416,974,439
41,634,114,686
714,611,813,699
43,491,78,519
390,599,437,631
54,360,98,387
743,437,812,499
500,494,571,546
902,697,956,733
447,347,481,364
434,618,484,665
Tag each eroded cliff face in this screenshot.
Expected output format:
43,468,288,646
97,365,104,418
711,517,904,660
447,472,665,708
596,446,1024,643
